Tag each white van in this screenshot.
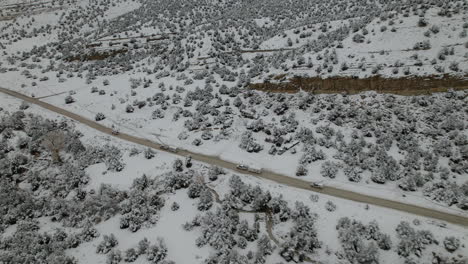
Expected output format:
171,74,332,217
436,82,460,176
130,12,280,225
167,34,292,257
310,182,324,189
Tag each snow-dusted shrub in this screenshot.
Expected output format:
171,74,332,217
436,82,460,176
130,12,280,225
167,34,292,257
449,62,459,72
395,221,435,257
257,234,274,257
146,238,168,264
300,145,326,163
413,40,431,50
96,234,119,254
0,222,78,263
187,181,204,199
353,34,365,43
107,249,122,264
152,109,164,119
144,148,155,159
171,202,180,211
423,180,462,207
201,130,213,140
460,30,467,38
126,104,134,113
192,138,202,146
340,62,349,71
120,187,164,232
138,238,150,255
336,217,391,263
434,65,445,73
193,206,239,250
296,164,308,176
79,145,125,172
344,165,361,182
443,236,460,253
320,161,339,178
430,25,440,34
208,165,225,181
325,201,336,212
378,234,392,250
205,250,248,264
280,202,320,262
173,158,184,172
239,131,263,153
417,18,427,27
95,113,105,121
403,66,411,75
65,95,75,104
124,248,139,262
80,223,100,242
165,171,192,190
19,101,30,110
273,102,289,115
310,194,319,203
238,219,258,242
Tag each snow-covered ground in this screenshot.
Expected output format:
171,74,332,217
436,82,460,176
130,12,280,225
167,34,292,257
1,0,467,262
1,69,466,218
1,82,467,264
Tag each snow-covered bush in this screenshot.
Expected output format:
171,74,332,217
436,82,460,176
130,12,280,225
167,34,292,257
353,34,365,43
107,250,122,264
320,161,339,178
417,18,427,27
325,201,336,212
395,221,435,258
198,188,214,211
192,206,239,250
95,113,106,121
336,217,391,264
96,234,119,254
120,186,164,232
296,164,308,176
208,165,225,181
65,95,75,104
280,202,321,262
239,131,263,153
443,236,460,252
124,248,139,262
126,104,135,113
146,238,168,264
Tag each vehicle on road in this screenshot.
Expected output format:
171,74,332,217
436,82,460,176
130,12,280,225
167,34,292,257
236,164,248,171
310,181,324,189
111,129,119,135
161,145,179,153
236,164,262,174
247,166,263,174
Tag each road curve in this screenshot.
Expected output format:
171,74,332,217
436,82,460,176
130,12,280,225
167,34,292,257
1,87,467,227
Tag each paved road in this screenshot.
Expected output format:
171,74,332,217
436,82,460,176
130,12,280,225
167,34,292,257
1,87,467,227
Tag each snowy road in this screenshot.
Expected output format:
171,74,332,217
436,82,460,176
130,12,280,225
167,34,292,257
1,86,467,227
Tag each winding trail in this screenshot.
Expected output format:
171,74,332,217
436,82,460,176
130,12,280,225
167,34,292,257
1,87,467,227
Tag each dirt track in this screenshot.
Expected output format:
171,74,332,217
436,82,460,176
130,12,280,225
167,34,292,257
1,87,467,227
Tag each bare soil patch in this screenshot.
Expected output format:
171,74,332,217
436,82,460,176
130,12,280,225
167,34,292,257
250,74,468,95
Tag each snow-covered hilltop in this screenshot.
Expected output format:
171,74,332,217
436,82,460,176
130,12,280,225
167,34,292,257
0,0,467,263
